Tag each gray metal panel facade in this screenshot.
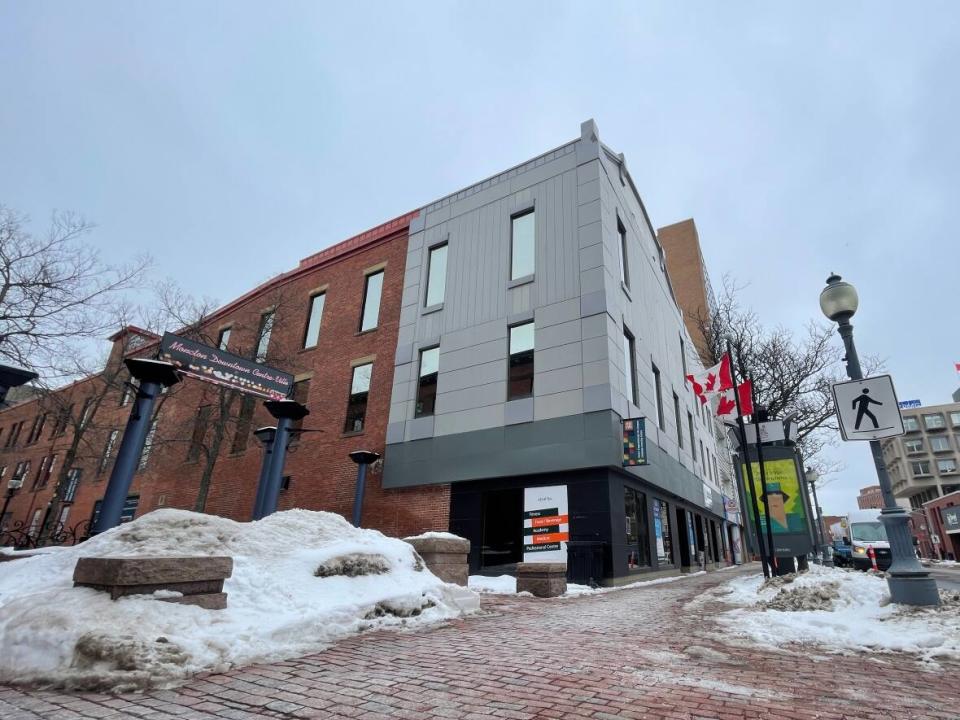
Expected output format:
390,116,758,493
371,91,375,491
384,119,724,514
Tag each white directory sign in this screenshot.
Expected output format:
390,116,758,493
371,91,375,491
523,485,569,564
743,421,787,445
832,375,905,441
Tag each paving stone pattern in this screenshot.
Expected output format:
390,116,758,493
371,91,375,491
1,566,956,719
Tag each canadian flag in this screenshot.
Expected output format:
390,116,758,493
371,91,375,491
715,381,754,420
686,353,734,405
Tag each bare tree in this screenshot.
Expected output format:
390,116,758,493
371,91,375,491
696,275,881,472
153,280,301,513
0,205,149,378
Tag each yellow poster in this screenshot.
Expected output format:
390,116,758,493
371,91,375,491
741,458,807,534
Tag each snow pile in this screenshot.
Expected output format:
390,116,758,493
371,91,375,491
0,509,478,690
468,570,706,597
405,531,466,542
715,564,960,661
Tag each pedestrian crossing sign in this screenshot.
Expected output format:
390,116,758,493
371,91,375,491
831,374,905,441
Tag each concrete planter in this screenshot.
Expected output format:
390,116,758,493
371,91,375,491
73,556,233,609
404,535,470,586
516,562,567,598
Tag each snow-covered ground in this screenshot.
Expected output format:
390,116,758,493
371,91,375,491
468,569,707,597
714,564,960,662
0,509,478,691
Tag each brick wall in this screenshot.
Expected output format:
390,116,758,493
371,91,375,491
0,212,450,543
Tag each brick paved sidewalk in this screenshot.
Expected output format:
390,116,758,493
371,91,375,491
1,565,956,720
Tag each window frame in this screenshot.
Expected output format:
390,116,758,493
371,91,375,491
359,270,385,333
217,326,232,351
509,208,536,282
652,364,665,430
617,215,629,289
623,327,638,407
424,243,448,308
673,392,683,449
415,347,440,418
344,362,374,434
929,435,952,453
302,292,326,349
99,429,120,474
255,310,275,363
507,321,535,401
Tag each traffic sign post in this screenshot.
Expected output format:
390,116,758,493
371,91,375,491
831,375,904,441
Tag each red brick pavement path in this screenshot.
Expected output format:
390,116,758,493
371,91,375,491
1,565,956,720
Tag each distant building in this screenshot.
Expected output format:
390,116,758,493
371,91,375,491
856,485,883,510
821,514,846,541
658,219,712,364
881,400,960,509
923,490,960,560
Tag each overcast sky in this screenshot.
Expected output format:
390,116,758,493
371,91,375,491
2,2,958,514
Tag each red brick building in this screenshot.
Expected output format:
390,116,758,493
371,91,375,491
0,211,449,543
924,490,960,560
856,485,883,510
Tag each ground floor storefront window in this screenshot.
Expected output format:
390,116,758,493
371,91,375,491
653,498,673,565
624,487,650,570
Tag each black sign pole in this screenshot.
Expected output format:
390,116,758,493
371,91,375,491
93,359,180,534
260,400,309,518
749,382,778,575
727,340,770,578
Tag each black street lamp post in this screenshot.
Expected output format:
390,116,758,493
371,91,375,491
820,274,939,606
349,450,381,527
251,426,277,520
258,400,310,519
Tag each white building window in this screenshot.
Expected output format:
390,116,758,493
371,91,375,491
510,210,535,280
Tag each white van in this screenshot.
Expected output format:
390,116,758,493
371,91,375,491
842,509,892,571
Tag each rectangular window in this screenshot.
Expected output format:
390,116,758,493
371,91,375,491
5,421,23,448
617,216,629,288
911,460,931,476
653,498,673,565
99,429,120,474
217,326,232,351
937,458,957,474
256,311,275,362
93,496,139,527
904,438,924,453
425,244,448,307
359,271,384,332
903,416,920,432
56,505,70,530
31,456,49,491
290,379,310,436
688,413,696,460
680,337,687,379
951,411,960,427
700,440,706,476
26,414,46,444
10,460,30,489
187,406,212,462
28,509,42,537
508,322,535,400
63,468,81,502
930,436,952,453
138,419,158,471
674,393,683,448
652,364,665,430
415,347,440,418
712,454,719,485
37,455,57,490
344,363,373,433
53,404,72,437
510,209,535,280
923,413,945,430
624,487,650,569
232,396,256,453
623,328,638,406
79,399,94,430
303,293,326,349
120,380,137,407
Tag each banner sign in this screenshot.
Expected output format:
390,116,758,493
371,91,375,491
523,485,569,563
622,418,647,466
898,399,921,409
159,332,293,400
942,507,960,534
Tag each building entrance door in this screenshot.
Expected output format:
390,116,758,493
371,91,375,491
480,488,523,571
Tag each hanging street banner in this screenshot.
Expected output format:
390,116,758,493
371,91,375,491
159,332,293,400
523,485,569,563
622,417,647,466
831,375,905,441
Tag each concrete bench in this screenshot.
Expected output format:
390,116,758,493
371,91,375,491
73,556,233,610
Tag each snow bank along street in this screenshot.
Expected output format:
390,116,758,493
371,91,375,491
0,509,477,690
2,564,958,720
713,563,960,662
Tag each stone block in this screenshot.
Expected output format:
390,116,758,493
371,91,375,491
516,562,567,598
73,556,233,610
405,536,470,586
73,556,233,586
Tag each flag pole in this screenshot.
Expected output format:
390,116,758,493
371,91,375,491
750,381,778,575
726,340,771,578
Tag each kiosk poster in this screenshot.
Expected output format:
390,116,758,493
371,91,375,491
622,418,647,466
522,485,569,563
741,458,808,534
